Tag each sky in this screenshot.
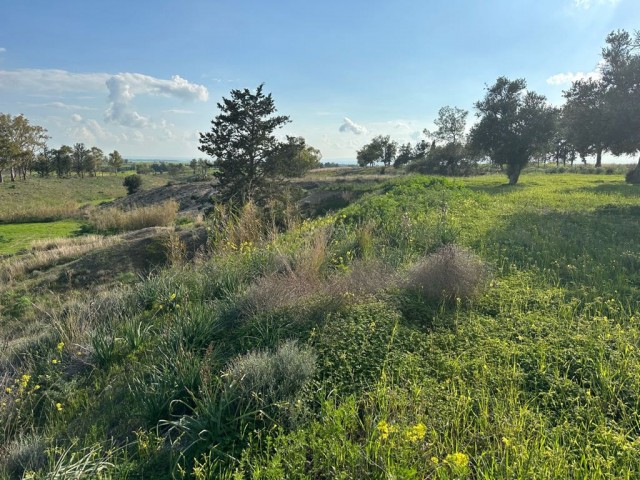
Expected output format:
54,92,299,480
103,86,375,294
0,0,638,162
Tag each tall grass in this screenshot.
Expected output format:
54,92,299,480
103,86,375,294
87,200,179,233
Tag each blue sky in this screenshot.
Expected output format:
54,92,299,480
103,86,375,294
0,0,638,162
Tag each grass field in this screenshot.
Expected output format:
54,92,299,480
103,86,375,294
2,170,640,478
0,174,176,224
0,221,83,255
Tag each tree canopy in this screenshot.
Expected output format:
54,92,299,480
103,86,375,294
199,84,292,203
469,77,556,184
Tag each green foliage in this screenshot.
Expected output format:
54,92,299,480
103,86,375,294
470,77,557,184
123,173,143,195
199,84,291,203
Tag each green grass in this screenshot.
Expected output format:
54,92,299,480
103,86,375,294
2,171,640,479
0,221,82,255
0,174,175,223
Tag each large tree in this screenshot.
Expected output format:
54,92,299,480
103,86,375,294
600,30,640,166
424,106,468,145
199,84,290,203
563,79,608,167
72,143,88,177
0,113,48,182
108,150,124,174
469,77,556,184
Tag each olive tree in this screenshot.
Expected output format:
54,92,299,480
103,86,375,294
469,77,556,184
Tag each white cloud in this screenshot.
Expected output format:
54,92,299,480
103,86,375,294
546,64,603,86
573,0,620,8
0,69,109,93
0,48,6,53
339,117,367,135
104,73,208,127
71,113,83,122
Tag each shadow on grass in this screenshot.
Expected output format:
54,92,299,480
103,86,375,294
572,182,640,198
480,206,640,297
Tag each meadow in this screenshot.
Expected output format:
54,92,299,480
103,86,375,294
1,169,640,479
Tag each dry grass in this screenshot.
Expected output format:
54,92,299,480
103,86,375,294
0,235,121,283
405,244,488,303
88,200,179,233
0,203,80,224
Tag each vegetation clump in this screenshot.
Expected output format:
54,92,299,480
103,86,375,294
406,244,488,303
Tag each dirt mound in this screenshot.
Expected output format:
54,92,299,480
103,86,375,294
106,181,216,214
30,227,208,291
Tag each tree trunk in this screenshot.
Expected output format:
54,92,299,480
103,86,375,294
0,170,3,183
637,153,640,166
595,148,602,168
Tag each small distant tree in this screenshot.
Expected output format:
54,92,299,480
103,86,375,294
469,77,556,184
52,145,73,177
108,150,124,174
123,174,142,195
34,146,53,177
424,106,468,145
393,142,416,168
72,143,87,177
356,135,397,167
199,84,291,203
266,136,322,177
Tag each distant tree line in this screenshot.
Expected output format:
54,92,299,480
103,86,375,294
357,29,640,184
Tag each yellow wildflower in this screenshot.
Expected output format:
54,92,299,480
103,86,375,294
376,420,395,440
405,423,427,443
5,387,12,394
445,452,469,469
52,359,59,365
19,374,31,389
431,456,439,464
56,403,63,412
56,342,65,353
502,436,511,447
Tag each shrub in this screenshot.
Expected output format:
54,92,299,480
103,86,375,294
87,200,178,233
625,166,640,184
405,244,487,303
123,174,143,195
223,340,316,408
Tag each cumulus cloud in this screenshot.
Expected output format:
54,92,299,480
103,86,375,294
104,73,208,127
339,117,367,135
71,113,83,122
547,62,603,86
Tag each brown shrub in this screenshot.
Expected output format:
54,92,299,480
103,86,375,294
406,244,487,303
88,200,178,233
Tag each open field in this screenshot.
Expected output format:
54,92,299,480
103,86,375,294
0,221,83,255
1,170,640,478
0,174,180,224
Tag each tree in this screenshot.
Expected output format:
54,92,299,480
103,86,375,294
52,145,73,177
199,84,291,203
469,77,556,184
424,106,468,145
0,113,48,182
85,146,104,177
563,79,608,167
393,142,416,168
34,146,53,177
600,30,640,167
108,150,124,174
356,135,397,167
123,174,142,195
266,136,322,178
72,143,87,177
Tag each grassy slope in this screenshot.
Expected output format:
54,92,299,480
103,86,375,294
2,172,640,479
0,174,173,223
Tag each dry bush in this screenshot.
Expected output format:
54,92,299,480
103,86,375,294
0,236,121,283
406,244,487,303
625,166,640,184
332,259,398,298
88,200,178,233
